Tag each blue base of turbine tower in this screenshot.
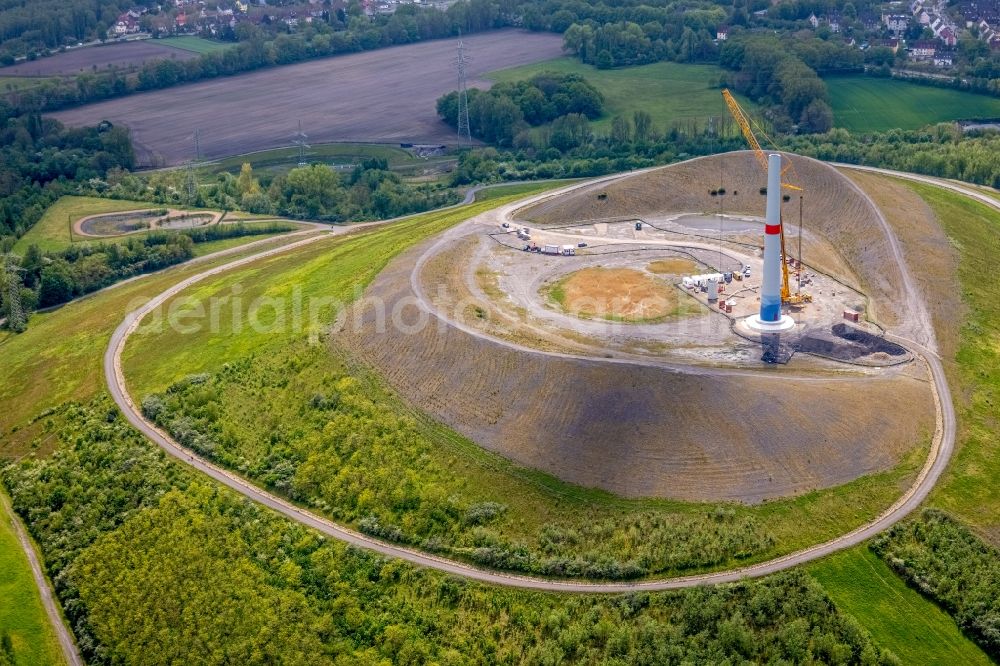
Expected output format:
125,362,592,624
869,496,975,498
760,296,782,322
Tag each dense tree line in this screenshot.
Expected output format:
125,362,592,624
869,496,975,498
0,102,134,242
0,223,292,330
872,510,1000,658
437,72,605,146
142,342,773,579
2,397,899,663
94,160,460,223
788,125,1000,188
719,34,839,133
447,112,747,185
0,0,502,64
446,108,999,190
563,19,720,68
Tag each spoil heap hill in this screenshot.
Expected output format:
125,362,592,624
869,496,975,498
336,157,936,501
520,152,904,328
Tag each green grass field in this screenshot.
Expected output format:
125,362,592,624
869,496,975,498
473,179,576,201
826,76,1000,133
157,36,233,55
0,492,65,666
487,58,744,135
487,61,1000,135
808,547,988,664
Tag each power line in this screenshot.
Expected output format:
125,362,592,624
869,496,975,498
455,38,472,148
292,120,310,166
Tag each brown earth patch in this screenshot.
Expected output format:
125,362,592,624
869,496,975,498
550,267,679,321
647,258,698,275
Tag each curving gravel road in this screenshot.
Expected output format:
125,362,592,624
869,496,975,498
102,166,972,593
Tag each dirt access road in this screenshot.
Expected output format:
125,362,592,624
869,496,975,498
1,491,82,666
49,30,563,167
102,167,973,592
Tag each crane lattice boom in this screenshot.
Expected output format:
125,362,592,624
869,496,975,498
722,89,768,173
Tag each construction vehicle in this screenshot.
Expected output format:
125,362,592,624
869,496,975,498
722,89,812,307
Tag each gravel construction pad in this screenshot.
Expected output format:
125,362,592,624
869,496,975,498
520,152,911,334
47,31,563,167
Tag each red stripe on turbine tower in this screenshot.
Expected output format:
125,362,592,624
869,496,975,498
765,224,781,235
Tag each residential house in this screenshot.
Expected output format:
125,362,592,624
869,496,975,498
932,50,955,66
938,26,958,45
910,39,937,57
716,26,729,40
111,12,141,35
884,13,909,32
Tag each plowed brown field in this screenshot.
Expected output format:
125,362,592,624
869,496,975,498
1,41,196,77
47,31,563,167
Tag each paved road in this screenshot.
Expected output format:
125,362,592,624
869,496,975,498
103,168,964,592
0,491,83,666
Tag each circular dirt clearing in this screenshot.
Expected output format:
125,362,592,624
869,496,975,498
547,267,682,322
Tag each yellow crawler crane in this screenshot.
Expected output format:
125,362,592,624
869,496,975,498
721,89,811,306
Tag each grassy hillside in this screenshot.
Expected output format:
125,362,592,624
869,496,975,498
0,234,312,459
826,76,1000,133
808,547,989,665
0,492,64,666
157,36,232,55
904,181,1000,535
2,396,897,665
487,58,744,134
